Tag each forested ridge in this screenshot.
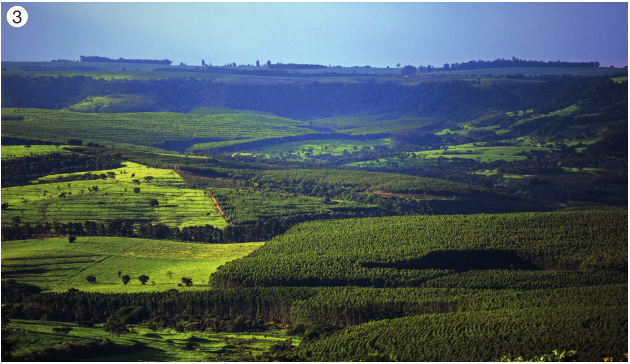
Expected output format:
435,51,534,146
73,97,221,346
2,74,573,119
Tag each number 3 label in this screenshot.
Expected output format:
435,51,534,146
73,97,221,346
6,6,28,28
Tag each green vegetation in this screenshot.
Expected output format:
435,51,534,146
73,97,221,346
210,210,627,288
1,108,312,151
237,138,392,159
1,162,227,228
413,143,553,162
212,187,374,225
2,64,627,362
1,236,262,292
3,318,298,361
310,115,436,135
299,303,626,361
1,144,71,160
66,94,157,113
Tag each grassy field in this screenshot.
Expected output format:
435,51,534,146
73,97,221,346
1,108,312,151
1,161,228,228
1,145,72,160
413,143,552,162
66,94,156,113
344,143,553,170
237,138,392,159
4,319,296,361
1,236,263,292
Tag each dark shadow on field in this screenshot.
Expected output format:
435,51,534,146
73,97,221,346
362,249,540,272
3,255,100,261
1,267,79,276
4,261,96,267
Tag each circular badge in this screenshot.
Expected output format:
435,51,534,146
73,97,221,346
6,6,28,28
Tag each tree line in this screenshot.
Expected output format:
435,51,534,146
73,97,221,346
80,56,172,65
0,218,288,243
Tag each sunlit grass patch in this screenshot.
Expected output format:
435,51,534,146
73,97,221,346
1,162,227,228
1,236,263,292
1,145,72,160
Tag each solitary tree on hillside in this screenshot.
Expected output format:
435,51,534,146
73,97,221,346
118,271,122,278
182,277,193,286
133,187,140,193
166,271,174,279
396,63,401,68
144,176,154,182
52,327,72,335
401,65,417,76
138,275,150,285
86,275,96,283
149,199,159,209
122,275,130,285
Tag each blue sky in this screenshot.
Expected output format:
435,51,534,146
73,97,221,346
1,2,627,68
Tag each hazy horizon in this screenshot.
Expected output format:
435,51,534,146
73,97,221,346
2,2,628,68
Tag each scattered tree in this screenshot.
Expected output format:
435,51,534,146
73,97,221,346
256,60,260,67
133,187,140,193
52,327,72,335
68,236,76,243
122,275,130,285
103,318,129,338
149,199,159,208
117,271,122,278
86,275,96,283
138,275,150,285
181,277,193,286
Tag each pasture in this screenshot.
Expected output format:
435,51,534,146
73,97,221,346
1,161,228,228
237,138,392,159
413,143,552,162
1,236,263,292
66,94,155,113
1,145,71,160
4,318,295,361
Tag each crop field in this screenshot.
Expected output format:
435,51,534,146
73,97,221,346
1,236,263,292
66,94,156,113
1,108,312,151
1,145,72,160
1,162,227,228
237,138,392,158
4,319,296,361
